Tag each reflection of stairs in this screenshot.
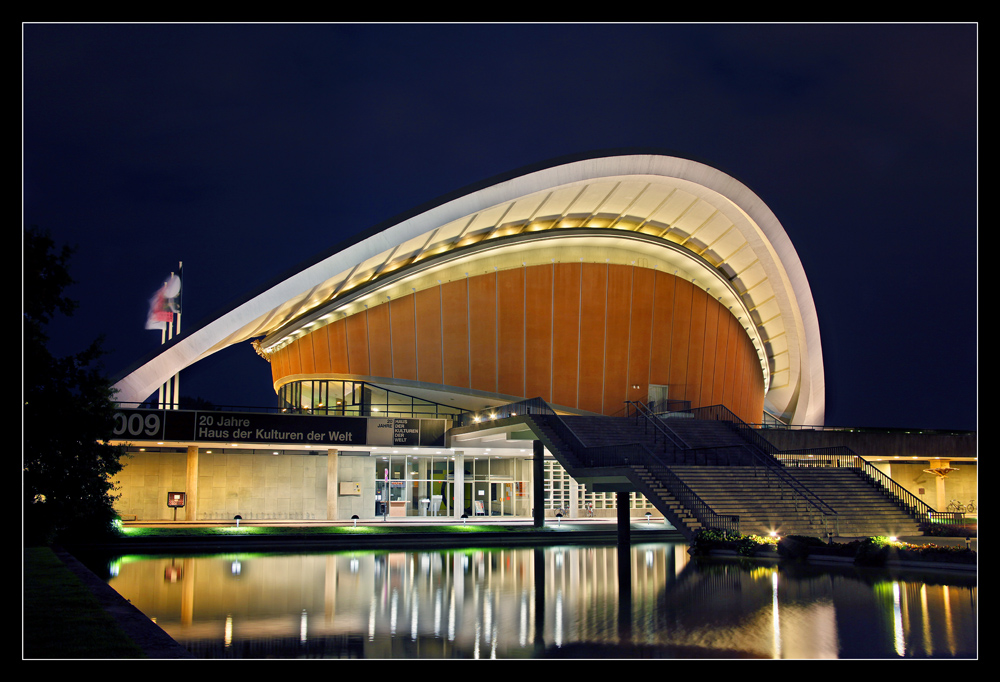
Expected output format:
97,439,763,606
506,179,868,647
522,411,924,540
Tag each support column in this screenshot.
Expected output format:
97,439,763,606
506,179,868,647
533,440,545,528
327,448,339,520
617,491,631,551
569,472,579,518
185,446,199,522
453,451,465,519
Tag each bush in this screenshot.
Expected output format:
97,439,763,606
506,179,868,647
854,536,896,566
897,542,977,564
690,529,777,557
777,534,828,560
920,521,977,538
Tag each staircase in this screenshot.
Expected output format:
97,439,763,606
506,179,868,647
782,467,923,537
522,407,928,540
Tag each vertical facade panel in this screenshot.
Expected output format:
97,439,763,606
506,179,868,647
389,296,417,381
327,318,350,374
602,264,632,413
686,285,708,409
711,308,731,406
577,263,608,413
414,287,443,385
311,323,332,375
525,264,554,403
668,278,693,406
700,297,721,408
468,273,497,394
497,268,525,398
648,270,676,388
270,346,289,386
626,267,655,404
287,334,303,377
550,263,579,408
345,309,370,376
440,279,470,389
367,304,393,378
722,312,741,412
732,325,751,419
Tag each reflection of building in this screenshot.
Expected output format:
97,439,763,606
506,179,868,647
109,151,972,524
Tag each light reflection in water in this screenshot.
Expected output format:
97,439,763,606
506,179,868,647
100,543,976,659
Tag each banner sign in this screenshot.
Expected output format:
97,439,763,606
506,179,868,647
112,409,447,447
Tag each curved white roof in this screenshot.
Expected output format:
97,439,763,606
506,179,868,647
113,152,825,425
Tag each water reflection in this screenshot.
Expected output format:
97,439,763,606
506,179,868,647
98,544,976,659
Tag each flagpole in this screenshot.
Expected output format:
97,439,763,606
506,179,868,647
158,324,166,408
147,266,183,409
172,261,182,409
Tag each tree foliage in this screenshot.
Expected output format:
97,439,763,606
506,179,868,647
24,227,127,543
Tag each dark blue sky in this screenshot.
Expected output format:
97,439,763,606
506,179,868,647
23,23,978,431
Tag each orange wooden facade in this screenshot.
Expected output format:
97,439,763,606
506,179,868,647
270,264,766,423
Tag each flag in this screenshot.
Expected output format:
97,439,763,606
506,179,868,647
146,273,182,331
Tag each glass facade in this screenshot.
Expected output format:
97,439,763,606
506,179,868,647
278,380,653,519
278,379,466,419
365,452,651,519
370,453,533,518
373,452,457,518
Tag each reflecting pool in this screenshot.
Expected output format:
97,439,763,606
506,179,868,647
93,543,976,659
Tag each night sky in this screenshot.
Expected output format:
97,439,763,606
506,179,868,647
23,23,978,431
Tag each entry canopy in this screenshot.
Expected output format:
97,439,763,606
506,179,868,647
113,150,825,425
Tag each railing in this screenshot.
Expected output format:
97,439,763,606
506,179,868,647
117,401,465,421
456,397,557,427
623,400,688,451
754,421,975,437
684,404,839,532
775,446,946,526
116,401,288,413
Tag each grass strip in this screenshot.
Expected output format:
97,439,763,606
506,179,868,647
119,523,542,538
23,547,147,659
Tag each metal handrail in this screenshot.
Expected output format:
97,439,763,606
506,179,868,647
776,446,946,525
686,405,839,524
623,400,688,451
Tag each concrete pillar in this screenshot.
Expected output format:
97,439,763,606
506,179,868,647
533,440,545,528
617,491,631,549
327,448,339,520
454,451,465,519
569,472,578,518
185,446,199,522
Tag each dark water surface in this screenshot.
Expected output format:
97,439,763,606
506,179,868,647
91,543,976,659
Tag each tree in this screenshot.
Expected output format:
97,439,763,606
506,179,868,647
23,227,127,543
